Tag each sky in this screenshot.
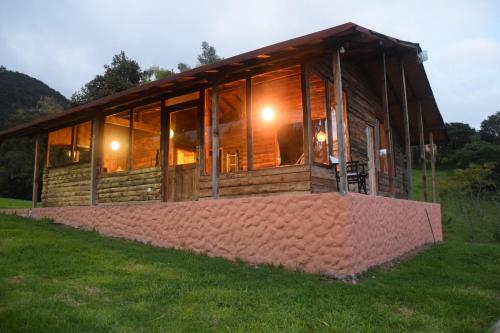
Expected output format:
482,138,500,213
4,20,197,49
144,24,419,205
1,0,499,128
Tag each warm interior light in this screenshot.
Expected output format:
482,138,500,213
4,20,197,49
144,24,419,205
261,107,275,121
169,128,174,139
110,140,120,151
316,131,327,143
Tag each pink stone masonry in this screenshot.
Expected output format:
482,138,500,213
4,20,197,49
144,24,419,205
2,192,441,278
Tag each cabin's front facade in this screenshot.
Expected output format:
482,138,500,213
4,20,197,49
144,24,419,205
0,23,445,277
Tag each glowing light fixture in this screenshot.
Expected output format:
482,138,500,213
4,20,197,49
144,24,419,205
110,140,120,151
316,131,327,143
169,128,174,139
261,107,275,121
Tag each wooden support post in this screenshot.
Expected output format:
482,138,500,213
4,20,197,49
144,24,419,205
128,108,133,170
211,84,220,199
429,132,437,203
32,133,41,209
245,77,253,171
400,59,413,199
333,49,348,195
161,98,169,202
325,80,334,161
300,64,312,166
381,51,395,197
90,114,103,206
417,102,428,201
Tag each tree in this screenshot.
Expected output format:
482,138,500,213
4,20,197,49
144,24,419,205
197,41,222,65
70,51,143,105
438,122,476,164
143,66,175,82
177,62,192,73
480,111,500,144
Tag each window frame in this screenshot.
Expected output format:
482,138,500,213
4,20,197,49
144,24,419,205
46,121,93,169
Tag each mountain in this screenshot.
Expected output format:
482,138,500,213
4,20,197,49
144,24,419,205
0,66,68,129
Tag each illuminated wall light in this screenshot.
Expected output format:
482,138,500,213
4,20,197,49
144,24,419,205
110,140,120,151
261,107,275,121
170,128,174,139
316,131,327,143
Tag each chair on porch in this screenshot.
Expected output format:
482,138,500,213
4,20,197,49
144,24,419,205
331,158,368,194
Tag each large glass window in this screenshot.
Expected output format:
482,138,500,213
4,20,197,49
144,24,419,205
204,80,247,174
169,107,198,166
73,121,91,163
47,126,73,167
251,66,303,169
131,103,161,169
329,84,350,162
47,121,92,167
103,111,130,173
309,72,329,164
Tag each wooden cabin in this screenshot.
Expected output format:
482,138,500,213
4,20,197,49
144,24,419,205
0,23,446,208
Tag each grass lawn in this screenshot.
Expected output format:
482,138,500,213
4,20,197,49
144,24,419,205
1,172,499,332
0,197,34,209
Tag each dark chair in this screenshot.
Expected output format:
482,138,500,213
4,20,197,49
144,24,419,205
332,160,368,194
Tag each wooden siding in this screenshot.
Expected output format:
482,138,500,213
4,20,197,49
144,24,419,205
42,163,91,207
311,165,337,193
97,167,161,204
199,164,311,199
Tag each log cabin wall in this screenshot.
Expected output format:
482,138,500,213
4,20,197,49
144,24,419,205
96,167,161,204
42,163,91,207
199,164,311,199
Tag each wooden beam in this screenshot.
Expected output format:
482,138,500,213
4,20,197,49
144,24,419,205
417,102,428,201
400,59,412,199
380,51,395,197
32,133,41,209
90,115,103,206
211,84,220,199
429,131,437,203
333,49,348,195
245,77,253,171
325,80,334,161
160,98,169,202
300,64,312,166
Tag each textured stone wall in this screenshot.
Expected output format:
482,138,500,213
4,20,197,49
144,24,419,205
3,193,441,278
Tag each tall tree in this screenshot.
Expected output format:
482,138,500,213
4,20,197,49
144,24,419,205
480,111,500,144
177,62,192,73
70,51,144,106
197,41,222,65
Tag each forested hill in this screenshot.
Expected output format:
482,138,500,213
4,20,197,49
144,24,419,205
0,66,68,130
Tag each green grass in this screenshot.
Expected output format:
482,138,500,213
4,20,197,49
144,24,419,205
0,197,33,209
1,172,499,332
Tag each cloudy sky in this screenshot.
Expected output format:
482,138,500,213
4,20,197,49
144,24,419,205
1,0,499,128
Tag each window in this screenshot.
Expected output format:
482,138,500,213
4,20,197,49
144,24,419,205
103,111,130,173
329,84,350,161
47,121,92,167
309,72,329,164
204,80,247,173
73,122,91,163
251,66,303,169
131,102,161,169
169,107,198,166
379,121,389,174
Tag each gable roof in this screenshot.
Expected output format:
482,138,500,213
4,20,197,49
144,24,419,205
0,22,446,144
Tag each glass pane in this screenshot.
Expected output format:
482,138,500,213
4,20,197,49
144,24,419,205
169,107,198,166
204,80,247,174
329,85,350,161
309,72,328,164
103,111,130,172
379,121,389,174
131,103,161,170
48,126,73,167
74,121,91,163
251,65,303,169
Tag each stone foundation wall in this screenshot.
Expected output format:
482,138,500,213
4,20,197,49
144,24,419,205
2,193,441,277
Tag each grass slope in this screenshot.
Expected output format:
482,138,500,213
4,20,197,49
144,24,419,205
0,197,33,209
1,171,499,332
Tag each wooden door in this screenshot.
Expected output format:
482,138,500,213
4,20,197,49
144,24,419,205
366,125,377,195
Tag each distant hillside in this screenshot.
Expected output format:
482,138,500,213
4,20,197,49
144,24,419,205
0,66,68,130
